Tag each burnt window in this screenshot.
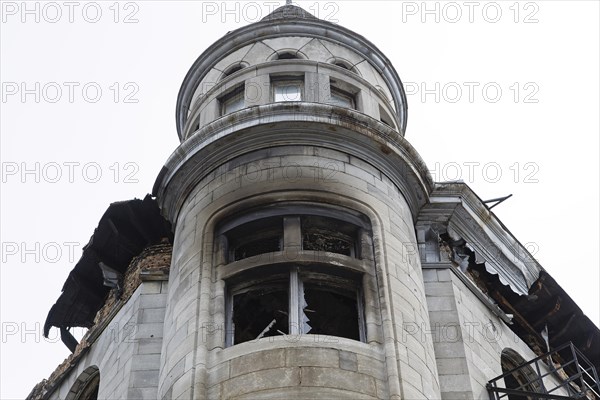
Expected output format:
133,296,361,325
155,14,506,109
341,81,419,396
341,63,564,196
226,266,363,346
225,217,283,262
222,214,360,262
219,207,371,347
302,215,357,256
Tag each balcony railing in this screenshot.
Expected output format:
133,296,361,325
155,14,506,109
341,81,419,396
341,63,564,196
487,342,599,400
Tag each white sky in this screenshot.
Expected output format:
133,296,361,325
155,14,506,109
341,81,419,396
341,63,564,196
1,1,598,398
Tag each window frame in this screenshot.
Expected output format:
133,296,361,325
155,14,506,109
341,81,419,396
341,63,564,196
225,264,366,347
271,76,304,103
329,86,356,109
218,206,372,348
219,84,245,115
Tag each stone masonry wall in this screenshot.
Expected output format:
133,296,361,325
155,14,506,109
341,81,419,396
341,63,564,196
158,145,440,399
47,280,167,400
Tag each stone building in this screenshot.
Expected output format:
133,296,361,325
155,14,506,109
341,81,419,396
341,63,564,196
29,4,599,400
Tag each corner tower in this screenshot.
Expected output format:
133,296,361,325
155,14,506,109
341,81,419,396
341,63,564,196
153,4,439,399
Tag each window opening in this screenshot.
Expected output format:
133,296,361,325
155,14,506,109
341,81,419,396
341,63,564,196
329,87,356,109
226,216,283,262
379,105,394,128
302,215,358,257
276,52,299,60
273,78,304,102
227,266,363,346
220,85,245,115
223,64,245,78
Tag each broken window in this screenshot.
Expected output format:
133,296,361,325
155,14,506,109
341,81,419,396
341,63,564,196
302,215,357,256
223,214,360,262
226,217,283,262
226,266,363,346
219,208,370,347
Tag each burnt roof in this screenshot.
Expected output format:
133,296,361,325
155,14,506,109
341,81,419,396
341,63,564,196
43,195,172,338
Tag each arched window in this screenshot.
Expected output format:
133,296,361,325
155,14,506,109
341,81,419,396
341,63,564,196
329,58,360,75
222,63,247,79
216,205,373,347
65,366,100,400
276,51,299,60
501,349,544,400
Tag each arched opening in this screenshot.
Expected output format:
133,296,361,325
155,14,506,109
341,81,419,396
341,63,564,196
221,63,247,79
65,366,100,400
501,349,544,400
328,58,360,75
276,51,299,60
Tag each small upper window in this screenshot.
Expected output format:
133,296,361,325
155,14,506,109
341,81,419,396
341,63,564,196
222,64,245,78
379,105,395,128
220,86,245,115
330,59,359,75
276,52,299,60
329,87,356,109
273,78,303,102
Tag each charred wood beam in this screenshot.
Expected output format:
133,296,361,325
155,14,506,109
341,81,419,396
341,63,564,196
492,289,548,353
531,297,562,329
60,327,78,353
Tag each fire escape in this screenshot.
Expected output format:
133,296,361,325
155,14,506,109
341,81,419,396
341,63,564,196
488,342,600,399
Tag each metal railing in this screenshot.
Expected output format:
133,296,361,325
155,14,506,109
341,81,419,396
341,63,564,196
488,342,599,400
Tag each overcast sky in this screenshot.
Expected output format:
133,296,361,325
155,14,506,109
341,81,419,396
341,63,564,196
1,1,598,398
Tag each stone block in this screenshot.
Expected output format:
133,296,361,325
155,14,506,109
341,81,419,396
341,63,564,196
140,307,166,324
131,354,161,371
230,349,286,377
439,374,472,392
339,350,358,371
131,369,159,388
127,387,158,400
221,367,300,398
300,367,376,397
285,347,339,368
345,162,376,184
